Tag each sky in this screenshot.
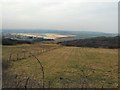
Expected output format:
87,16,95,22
1,0,119,33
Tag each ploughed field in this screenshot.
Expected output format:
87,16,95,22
2,43,118,88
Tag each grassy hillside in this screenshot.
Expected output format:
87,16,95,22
2,43,118,88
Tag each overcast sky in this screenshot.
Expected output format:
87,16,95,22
2,0,119,33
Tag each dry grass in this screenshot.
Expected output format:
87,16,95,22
2,43,118,88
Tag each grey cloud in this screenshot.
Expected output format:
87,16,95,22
2,0,118,33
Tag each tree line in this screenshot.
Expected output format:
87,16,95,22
58,36,120,49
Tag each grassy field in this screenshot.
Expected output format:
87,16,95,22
2,43,118,88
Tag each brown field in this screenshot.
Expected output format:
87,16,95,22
2,43,118,88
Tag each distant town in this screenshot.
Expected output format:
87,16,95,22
2,33,75,41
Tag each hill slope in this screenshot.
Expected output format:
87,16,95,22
2,44,118,88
